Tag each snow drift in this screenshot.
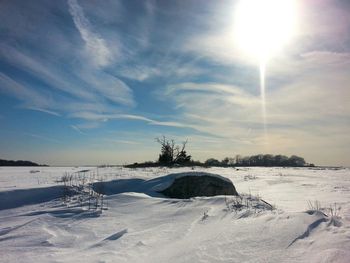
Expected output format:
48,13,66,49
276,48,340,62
0,166,349,263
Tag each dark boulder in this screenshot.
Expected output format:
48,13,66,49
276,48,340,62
159,172,238,199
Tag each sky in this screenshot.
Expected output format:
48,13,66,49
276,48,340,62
0,0,349,166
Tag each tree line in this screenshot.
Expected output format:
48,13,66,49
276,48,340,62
126,137,313,168
205,154,312,167
0,159,45,166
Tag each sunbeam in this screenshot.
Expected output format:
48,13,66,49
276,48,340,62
234,0,298,145
259,60,268,146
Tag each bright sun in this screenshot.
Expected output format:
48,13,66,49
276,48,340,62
234,0,297,63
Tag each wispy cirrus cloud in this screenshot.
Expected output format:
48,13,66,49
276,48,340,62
67,0,115,67
0,0,135,119
69,111,191,129
26,107,61,117
70,125,87,135
105,139,140,145
0,44,95,101
0,72,50,108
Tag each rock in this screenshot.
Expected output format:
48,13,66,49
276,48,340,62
159,172,238,198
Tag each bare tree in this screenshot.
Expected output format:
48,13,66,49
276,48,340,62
155,136,191,165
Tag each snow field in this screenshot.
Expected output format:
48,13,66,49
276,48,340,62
0,166,349,262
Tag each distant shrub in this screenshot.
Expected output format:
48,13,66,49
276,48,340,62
204,158,221,166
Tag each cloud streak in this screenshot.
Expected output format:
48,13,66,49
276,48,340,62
0,72,49,108
69,111,192,129
68,0,114,67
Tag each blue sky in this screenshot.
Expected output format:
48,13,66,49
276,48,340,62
0,0,349,166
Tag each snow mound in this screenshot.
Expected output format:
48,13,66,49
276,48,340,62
93,172,237,198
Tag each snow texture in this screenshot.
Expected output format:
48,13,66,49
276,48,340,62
0,166,350,262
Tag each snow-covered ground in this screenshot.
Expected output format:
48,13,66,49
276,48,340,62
0,166,350,262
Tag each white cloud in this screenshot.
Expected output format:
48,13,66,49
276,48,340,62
267,51,350,123
0,45,95,101
26,107,61,117
0,43,134,114
69,111,192,129
105,139,140,145
77,69,135,107
68,0,115,67
70,125,87,135
118,66,161,82
0,72,49,108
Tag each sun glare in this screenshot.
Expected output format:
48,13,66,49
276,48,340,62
234,0,298,147
234,0,297,62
